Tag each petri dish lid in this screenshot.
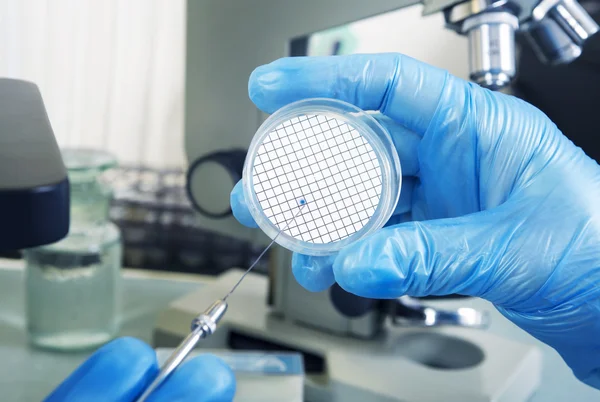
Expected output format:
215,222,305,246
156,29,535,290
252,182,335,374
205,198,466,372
243,98,401,256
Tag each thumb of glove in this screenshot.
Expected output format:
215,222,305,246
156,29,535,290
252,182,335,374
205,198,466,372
332,202,528,306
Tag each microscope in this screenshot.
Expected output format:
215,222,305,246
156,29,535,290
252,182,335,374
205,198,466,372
154,0,598,400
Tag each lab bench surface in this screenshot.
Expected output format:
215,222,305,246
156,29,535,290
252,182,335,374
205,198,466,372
0,261,597,401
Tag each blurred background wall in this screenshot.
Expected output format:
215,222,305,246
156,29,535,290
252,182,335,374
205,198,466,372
0,1,469,172
306,5,469,80
0,0,186,168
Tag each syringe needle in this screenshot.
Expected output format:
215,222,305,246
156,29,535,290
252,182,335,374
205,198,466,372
222,204,306,301
136,300,228,402
137,204,306,402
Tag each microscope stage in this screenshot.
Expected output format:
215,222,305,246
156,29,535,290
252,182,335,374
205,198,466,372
154,270,542,402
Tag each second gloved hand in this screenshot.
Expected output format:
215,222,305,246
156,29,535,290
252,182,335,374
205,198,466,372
45,337,235,402
231,54,600,388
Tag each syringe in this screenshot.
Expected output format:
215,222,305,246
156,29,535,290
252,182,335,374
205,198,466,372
136,204,305,401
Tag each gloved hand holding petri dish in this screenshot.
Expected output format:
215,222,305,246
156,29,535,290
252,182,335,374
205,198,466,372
242,98,401,256
232,54,600,389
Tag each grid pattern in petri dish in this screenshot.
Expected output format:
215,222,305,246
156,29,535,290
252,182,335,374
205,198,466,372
252,113,382,244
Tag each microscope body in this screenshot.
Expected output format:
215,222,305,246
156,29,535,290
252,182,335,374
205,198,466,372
268,248,385,338
269,247,488,339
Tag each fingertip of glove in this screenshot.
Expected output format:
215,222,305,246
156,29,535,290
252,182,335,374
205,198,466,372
332,258,373,297
230,181,258,228
331,231,405,299
100,337,155,362
43,338,158,402
89,337,158,375
179,354,236,401
248,64,280,114
292,253,336,292
248,67,263,107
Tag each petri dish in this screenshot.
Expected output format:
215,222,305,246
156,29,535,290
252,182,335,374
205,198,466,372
243,98,401,256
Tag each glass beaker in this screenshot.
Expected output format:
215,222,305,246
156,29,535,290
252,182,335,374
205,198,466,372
24,149,122,351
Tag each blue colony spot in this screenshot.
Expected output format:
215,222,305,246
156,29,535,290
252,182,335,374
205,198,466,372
298,198,306,205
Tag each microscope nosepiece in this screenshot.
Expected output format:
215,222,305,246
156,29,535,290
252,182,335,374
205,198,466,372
463,11,519,90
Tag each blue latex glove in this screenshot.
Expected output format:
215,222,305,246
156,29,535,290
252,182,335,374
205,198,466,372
231,54,600,388
45,337,235,401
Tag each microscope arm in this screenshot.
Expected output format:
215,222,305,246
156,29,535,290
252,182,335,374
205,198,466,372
390,296,489,329
329,282,489,329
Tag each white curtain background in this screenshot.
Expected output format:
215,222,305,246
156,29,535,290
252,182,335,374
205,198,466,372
0,0,187,168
